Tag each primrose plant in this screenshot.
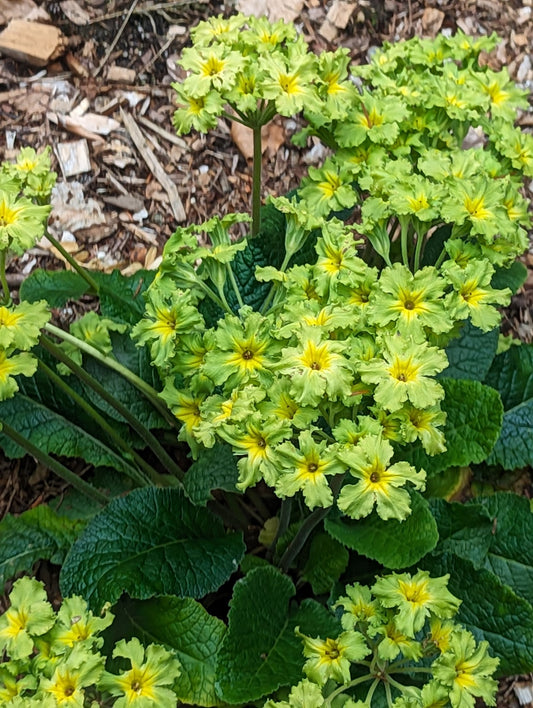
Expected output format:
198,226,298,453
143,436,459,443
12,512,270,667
0,13,532,708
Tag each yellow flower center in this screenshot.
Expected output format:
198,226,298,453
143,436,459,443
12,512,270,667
486,82,508,106
454,662,477,689
398,577,431,606
188,96,206,115
278,73,301,95
459,281,485,306
317,171,342,199
201,55,225,77
299,341,333,371
463,194,492,221
407,193,430,213
359,107,384,129
0,199,21,227
388,356,421,383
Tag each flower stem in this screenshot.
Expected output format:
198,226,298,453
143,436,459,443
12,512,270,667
324,673,374,707
226,263,245,310
43,322,174,427
36,358,154,487
251,123,262,237
0,249,11,306
0,419,108,504
45,230,100,293
39,333,185,483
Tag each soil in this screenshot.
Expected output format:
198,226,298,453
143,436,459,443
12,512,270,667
0,0,532,705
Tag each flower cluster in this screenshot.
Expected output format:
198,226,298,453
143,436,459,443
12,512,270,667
172,13,355,135
264,570,499,708
0,577,182,707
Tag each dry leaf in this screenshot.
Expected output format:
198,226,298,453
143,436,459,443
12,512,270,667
0,0,38,24
59,0,91,25
236,0,304,23
326,0,356,29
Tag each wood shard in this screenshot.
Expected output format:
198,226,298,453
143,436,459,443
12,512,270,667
120,108,186,223
0,0,38,24
0,19,65,67
55,139,92,178
326,0,356,29
107,64,137,84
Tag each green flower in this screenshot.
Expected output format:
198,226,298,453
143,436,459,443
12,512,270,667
172,87,224,134
263,679,324,708
300,629,369,686
445,259,510,331
337,435,425,521
274,430,345,509
372,571,461,637
432,629,499,708
493,123,533,177
180,44,243,97
0,190,50,253
441,178,506,239
260,46,320,116
358,335,448,412
335,93,408,147
477,68,529,120
335,582,381,630
279,326,353,407
0,350,38,401
203,308,279,390
47,595,114,653
0,662,36,704
0,300,49,350
132,288,204,369
299,159,357,217
0,577,55,660
40,644,104,707
99,637,181,708
242,16,297,53
372,616,422,662
258,378,318,430
190,13,246,46
397,403,447,455
368,264,451,336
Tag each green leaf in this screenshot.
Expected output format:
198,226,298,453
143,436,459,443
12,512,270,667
421,223,452,267
0,505,84,591
491,260,528,294
215,566,339,704
324,492,438,569
441,320,499,382
60,487,245,611
19,268,89,307
400,378,503,474
420,552,533,675
301,532,349,594
184,443,239,505
93,269,156,325
112,595,226,707
0,393,137,476
485,343,533,469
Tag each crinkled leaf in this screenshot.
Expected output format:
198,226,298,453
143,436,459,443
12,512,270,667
19,268,89,307
112,595,226,707
420,552,533,675
400,378,503,474
324,492,438,569
184,443,239,505
491,260,528,294
215,566,339,704
60,487,244,611
93,269,156,325
0,505,85,591
441,320,499,382
485,343,533,469
302,532,349,595
429,498,494,568
0,393,137,476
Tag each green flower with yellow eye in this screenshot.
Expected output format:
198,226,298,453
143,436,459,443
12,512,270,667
368,264,451,336
40,645,104,707
132,288,205,370
0,300,49,350
493,123,533,177
0,349,38,402
372,616,423,662
180,44,243,97
335,93,408,147
47,595,114,653
313,220,365,297
99,637,181,708
258,378,318,430
337,435,425,521
190,13,246,46
274,430,345,509
0,190,50,254
0,577,55,660
263,679,325,708
203,308,279,390
445,259,511,331
397,403,447,455
280,326,352,407
477,68,529,120
358,335,448,413
335,582,382,630
372,570,461,637
441,178,506,239
172,87,224,135
314,48,357,122
299,629,369,686
260,46,320,116
299,159,357,217
432,630,499,708
242,16,297,53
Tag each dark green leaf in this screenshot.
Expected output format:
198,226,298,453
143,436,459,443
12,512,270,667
93,269,156,325
184,443,239,505
0,393,137,476
421,223,452,267
420,552,533,675
60,487,245,611
112,595,226,707
400,378,503,474
302,532,349,594
215,566,339,704
0,505,84,591
485,343,533,469
441,321,499,382
19,268,90,307
491,260,528,294
429,499,494,568
324,492,438,569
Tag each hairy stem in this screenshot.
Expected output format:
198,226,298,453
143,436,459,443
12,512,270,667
40,334,185,482
251,123,262,237
0,420,108,504
37,358,154,486
0,250,11,306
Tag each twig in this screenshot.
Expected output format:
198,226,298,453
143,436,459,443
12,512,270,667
137,115,188,149
120,108,186,223
94,0,140,78
143,36,174,72
87,1,201,25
